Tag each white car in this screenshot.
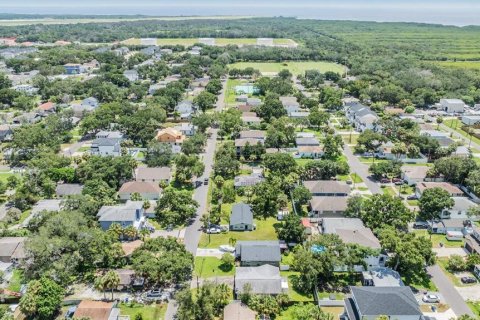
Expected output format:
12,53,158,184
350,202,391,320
422,294,440,303
207,228,221,234
219,245,235,253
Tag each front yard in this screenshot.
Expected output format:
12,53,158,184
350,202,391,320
118,302,167,319
198,217,279,248
194,256,235,278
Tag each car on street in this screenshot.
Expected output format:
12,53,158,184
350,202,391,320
422,294,440,303
346,180,353,185
461,277,477,284
413,221,429,229
204,178,209,185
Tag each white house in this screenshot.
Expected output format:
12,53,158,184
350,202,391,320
438,99,466,113
123,70,139,82
175,123,197,136
462,115,480,126
440,197,478,220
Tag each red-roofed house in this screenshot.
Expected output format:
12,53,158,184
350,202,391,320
37,102,56,114
301,218,312,235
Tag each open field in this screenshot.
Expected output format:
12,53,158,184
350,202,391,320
435,61,480,70
122,37,296,47
0,16,254,26
228,61,345,75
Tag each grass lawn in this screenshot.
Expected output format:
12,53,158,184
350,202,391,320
280,271,314,302
436,61,480,70
350,173,363,183
412,230,465,248
358,157,388,164
228,61,345,76
437,258,465,287
225,78,243,104
118,302,167,319
467,300,480,317
194,256,235,278
198,217,279,248
77,146,90,152
7,269,24,292
407,200,419,206
295,158,318,166
382,186,397,197
0,172,19,184
402,273,438,292
321,306,345,318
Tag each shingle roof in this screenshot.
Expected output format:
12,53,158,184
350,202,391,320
335,228,381,249
0,237,26,261
416,182,463,196
135,167,171,181
239,130,266,139
235,138,265,147
303,180,351,195
401,166,430,180
97,201,143,222
230,203,253,226
235,241,281,263
118,181,162,195
55,183,84,196
295,137,320,146
223,301,256,320
321,218,365,234
235,264,283,295
451,197,477,211
309,196,348,212
73,301,114,320
350,286,422,316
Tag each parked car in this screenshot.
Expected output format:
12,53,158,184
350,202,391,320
461,277,477,284
380,178,391,183
422,294,440,303
407,195,418,200
392,178,403,183
219,245,235,253
204,178,209,185
207,228,221,234
413,221,429,229
147,289,162,298
394,181,404,186
346,180,353,185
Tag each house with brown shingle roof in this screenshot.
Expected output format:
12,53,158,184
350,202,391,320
415,182,464,198
303,180,351,196
0,237,26,263
134,167,172,184
73,301,119,320
118,181,162,201
37,101,56,114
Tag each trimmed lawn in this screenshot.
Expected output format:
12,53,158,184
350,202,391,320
412,230,465,248
350,173,363,183
225,78,243,104
444,118,480,146
194,256,235,278
280,271,314,302
407,200,419,206
0,172,19,184
402,273,438,292
437,257,464,287
358,157,388,164
228,61,345,76
467,301,480,317
118,302,167,319
198,217,279,248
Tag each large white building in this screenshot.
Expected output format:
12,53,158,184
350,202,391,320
438,98,466,113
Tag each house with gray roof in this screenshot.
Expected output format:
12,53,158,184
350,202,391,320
440,197,478,220
309,196,349,217
234,173,264,188
175,100,197,120
342,286,423,320
321,218,387,271
344,102,379,132
235,241,281,267
295,137,320,147
304,180,351,196
118,181,162,201
55,183,84,197
362,267,404,287
91,131,124,157
175,123,197,136
230,203,254,231
123,70,139,82
0,237,26,263
234,264,288,296
97,201,145,231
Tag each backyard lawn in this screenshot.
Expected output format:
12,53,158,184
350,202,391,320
118,302,167,319
280,271,314,302
198,217,279,248
225,78,243,105
0,172,20,184
412,230,465,248
194,256,235,278
7,269,24,292
228,61,345,76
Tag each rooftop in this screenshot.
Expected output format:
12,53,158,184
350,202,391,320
118,181,162,194
309,196,348,212
73,300,114,320
135,167,171,181
416,182,463,196
235,264,284,295
401,165,430,179
303,180,350,195
230,203,253,226
235,241,281,263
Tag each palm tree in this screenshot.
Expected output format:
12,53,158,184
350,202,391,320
103,270,121,301
108,223,123,239
94,275,107,300
124,225,138,240
216,283,231,306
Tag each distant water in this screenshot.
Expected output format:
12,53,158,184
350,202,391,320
2,4,480,26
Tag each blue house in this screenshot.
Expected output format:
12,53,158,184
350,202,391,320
97,201,146,231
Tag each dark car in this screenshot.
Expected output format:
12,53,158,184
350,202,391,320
461,277,477,284
380,178,391,183
204,178,209,185
407,195,418,200
392,178,403,183
413,221,429,229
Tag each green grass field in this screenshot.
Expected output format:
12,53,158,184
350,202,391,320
198,217,279,248
228,61,345,75
444,118,480,146
436,61,480,70
118,302,167,319
280,271,314,302
194,256,235,278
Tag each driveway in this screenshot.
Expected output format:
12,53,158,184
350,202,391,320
342,144,382,194
427,265,474,317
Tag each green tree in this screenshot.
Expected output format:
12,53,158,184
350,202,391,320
446,254,466,272
322,134,344,159
20,277,64,320
145,141,173,167
102,270,121,301
220,253,234,271
257,93,286,122
360,194,414,230
262,153,298,176
174,154,205,183
277,214,306,243
418,187,454,222
194,91,217,112
308,108,330,130
291,303,334,320
155,188,199,226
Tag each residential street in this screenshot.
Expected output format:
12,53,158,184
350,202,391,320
427,265,474,317
166,80,226,320
343,144,382,194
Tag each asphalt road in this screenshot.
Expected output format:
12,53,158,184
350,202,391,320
427,265,474,317
440,122,480,151
165,80,227,320
343,144,382,194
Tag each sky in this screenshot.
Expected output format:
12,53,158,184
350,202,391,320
1,0,480,26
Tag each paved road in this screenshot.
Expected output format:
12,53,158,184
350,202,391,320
165,80,227,320
427,265,474,317
343,144,382,194
440,122,480,151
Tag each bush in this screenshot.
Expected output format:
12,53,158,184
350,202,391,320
5,207,21,224
446,254,466,272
